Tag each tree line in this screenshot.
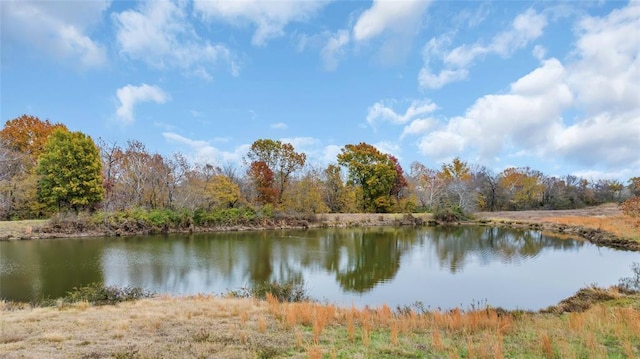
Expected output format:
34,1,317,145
1,115,638,220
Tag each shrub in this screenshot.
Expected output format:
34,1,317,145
64,283,153,305
433,206,469,222
618,262,640,292
229,280,309,302
620,196,640,224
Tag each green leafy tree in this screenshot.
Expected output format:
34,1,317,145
36,129,105,211
337,143,396,213
245,139,306,204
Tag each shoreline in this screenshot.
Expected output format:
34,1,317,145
1,206,638,251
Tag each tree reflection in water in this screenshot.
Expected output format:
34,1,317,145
0,226,597,303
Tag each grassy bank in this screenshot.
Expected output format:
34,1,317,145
0,209,433,240
2,285,639,359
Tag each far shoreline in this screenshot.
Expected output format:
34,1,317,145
1,204,638,252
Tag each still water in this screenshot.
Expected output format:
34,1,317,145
1,226,637,310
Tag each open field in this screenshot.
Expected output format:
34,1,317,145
475,204,640,250
2,287,639,359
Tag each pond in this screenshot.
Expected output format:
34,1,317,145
1,226,637,310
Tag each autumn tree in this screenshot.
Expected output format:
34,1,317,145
245,139,306,204
337,143,397,213
323,164,348,212
473,166,499,211
629,177,640,197
0,115,69,218
283,166,329,214
387,155,411,211
0,115,68,165
248,161,278,205
408,162,445,211
439,157,474,211
36,129,104,212
498,167,544,210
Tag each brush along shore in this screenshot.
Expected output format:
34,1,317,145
2,204,638,252
1,285,639,359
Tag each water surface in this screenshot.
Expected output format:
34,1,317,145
1,226,636,309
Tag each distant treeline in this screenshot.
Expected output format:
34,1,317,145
1,115,638,220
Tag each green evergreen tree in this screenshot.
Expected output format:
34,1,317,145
36,129,105,211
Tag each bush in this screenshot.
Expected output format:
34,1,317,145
64,283,154,305
620,196,640,225
618,262,640,292
229,280,309,302
433,205,470,222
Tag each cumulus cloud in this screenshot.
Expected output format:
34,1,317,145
419,8,547,89
418,58,571,161
113,1,236,79
416,3,640,173
193,0,327,46
1,0,109,68
401,118,437,139
322,145,342,164
366,99,437,127
353,0,431,42
116,84,169,123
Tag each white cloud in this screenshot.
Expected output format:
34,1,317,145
322,145,342,164
418,130,466,162
116,84,169,123
415,3,640,174
1,0,109,68
113,1,235,79
353,0,431,42
193,0,327,46
419,8,547,89
366,99,437,127
163,132,249,164
321,30,350,71
417,58,572,161
567,3,640,115
271,122,288,130
401,118,437,139
280,137,319,152
418,68,468,89
373,141,401,158
532,45,546,60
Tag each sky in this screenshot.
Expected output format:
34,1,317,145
1,0,639,181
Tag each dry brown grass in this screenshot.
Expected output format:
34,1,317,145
546,215,639,240
0,219,48,239
0,295,290,359
2,293,639,358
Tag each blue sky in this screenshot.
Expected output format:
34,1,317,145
2,0,639,181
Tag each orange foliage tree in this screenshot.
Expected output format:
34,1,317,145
0,114,68,165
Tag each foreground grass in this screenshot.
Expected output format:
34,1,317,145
2,287,639,359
